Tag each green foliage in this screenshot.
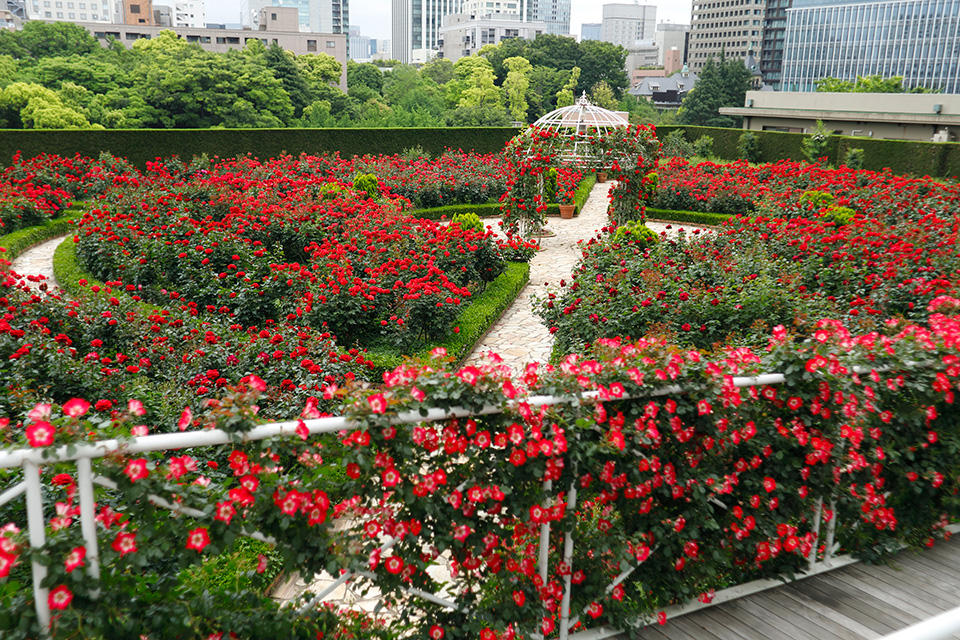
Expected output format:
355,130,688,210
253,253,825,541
645,207,731,226
352,172,379,199
612,220,659,244
815,74,938,94
0,128,520,168
692,134,714,158
677,53,750,127
802,120,832,163
180,538,283,596
555,66,580,108
661,129,694,158
502,56,532,122
590,80,619,111
820,205,856,226
450,212,483,232
738,131,761,163
797,190,836,210
0,210,79,261
843,147,865,170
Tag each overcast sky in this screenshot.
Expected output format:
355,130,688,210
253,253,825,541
204,1,693,41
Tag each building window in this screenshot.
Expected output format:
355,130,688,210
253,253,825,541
307,39,317,51
326,40,335,47
216,36,226,43
129,3,139,12
271,12,276,19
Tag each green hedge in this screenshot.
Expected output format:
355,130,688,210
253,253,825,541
0,210,79,263
365,260,530,373
408,174,597,220
646,207,732,226
656,125,960,178
0,128,522,167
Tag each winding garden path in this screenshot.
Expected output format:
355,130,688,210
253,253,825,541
8,234,66,293
463,180,710,372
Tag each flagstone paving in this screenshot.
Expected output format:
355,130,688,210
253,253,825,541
462,180,711,373
6,234,66,293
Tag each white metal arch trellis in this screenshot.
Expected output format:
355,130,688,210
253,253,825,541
528,93,630,168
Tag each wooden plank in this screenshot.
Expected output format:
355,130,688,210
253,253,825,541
721,599,817,640
884,556,960,598
843,565,958,615
676,610,757,640
632,624,680,640
668,616,730,640
789,578,912,634
732,593,845,640
900,551,960,589
696,607,764,640
699,604,797,640
918,542,960,569
762,589,874,640
827,568,944,619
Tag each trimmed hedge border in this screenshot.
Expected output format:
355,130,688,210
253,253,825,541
645,207,732,227
0,208,82,265
0,128,522,168
53,236,531,372
364,260,530,373
408,174,597,220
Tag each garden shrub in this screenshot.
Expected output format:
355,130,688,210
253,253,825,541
692,135,714,159
449,212,483,233
352,172,379,199
802,120,832,163
820,205,856,226
738,131,761,163
797,190,836,210
612,220,659,244
842,147,865,170
661,129,694,159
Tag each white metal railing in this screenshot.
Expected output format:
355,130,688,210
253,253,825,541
877,605,960,640
0,370,948,639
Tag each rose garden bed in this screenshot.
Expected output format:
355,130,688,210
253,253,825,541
0,147,958,640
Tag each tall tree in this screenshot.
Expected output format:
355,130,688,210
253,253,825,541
502,56,532,123
577,40,629,97
590,80,618,110
264,43,312,120
555,67,580,107
347,60,386,94
4,21,98,59
677,53,750,127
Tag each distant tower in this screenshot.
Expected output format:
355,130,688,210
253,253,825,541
392,0,461,64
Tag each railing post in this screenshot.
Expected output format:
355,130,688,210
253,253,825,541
807,497,823,571
24,460,51,629
558,479,578,640
538,479,553,584
823,499,838,564
76,458,100,597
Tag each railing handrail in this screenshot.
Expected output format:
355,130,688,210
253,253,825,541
0,372,792,469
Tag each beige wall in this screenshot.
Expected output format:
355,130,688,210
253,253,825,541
722,91,960,142
123,0,154,25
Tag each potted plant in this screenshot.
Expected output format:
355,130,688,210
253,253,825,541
558,189,576,218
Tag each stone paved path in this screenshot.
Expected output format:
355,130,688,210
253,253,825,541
6,235,66,293
463,180,710,373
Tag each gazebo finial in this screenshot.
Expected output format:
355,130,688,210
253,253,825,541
577,91,591,107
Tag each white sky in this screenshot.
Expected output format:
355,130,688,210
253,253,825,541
204,0,693,41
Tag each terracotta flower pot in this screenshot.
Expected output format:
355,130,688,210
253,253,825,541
597,172,608,183
559,204,575,219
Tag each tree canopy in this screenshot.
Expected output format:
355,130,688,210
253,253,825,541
677,53,751,127
815,74,938,94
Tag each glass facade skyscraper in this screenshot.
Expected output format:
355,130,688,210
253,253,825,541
781,0,960,93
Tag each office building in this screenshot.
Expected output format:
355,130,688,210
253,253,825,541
581,22,600,40
524,0,569,35
349,26,371,59
655,22,688,66
439,11,545,62
759,0,791,89
241,0,347,35
392,0,462,64
461,0,520,14
24,0,115,22
780,0,960,93
687,0,764,72
171,0,204,27
601,3,655,48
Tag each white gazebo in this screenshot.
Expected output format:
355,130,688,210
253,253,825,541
528,93,630,167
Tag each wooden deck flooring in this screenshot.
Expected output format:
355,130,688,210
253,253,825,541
634,536,960,640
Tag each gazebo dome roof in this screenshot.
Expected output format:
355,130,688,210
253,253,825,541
528,93,629,166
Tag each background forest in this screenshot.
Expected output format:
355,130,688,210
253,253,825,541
0,21,655,129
